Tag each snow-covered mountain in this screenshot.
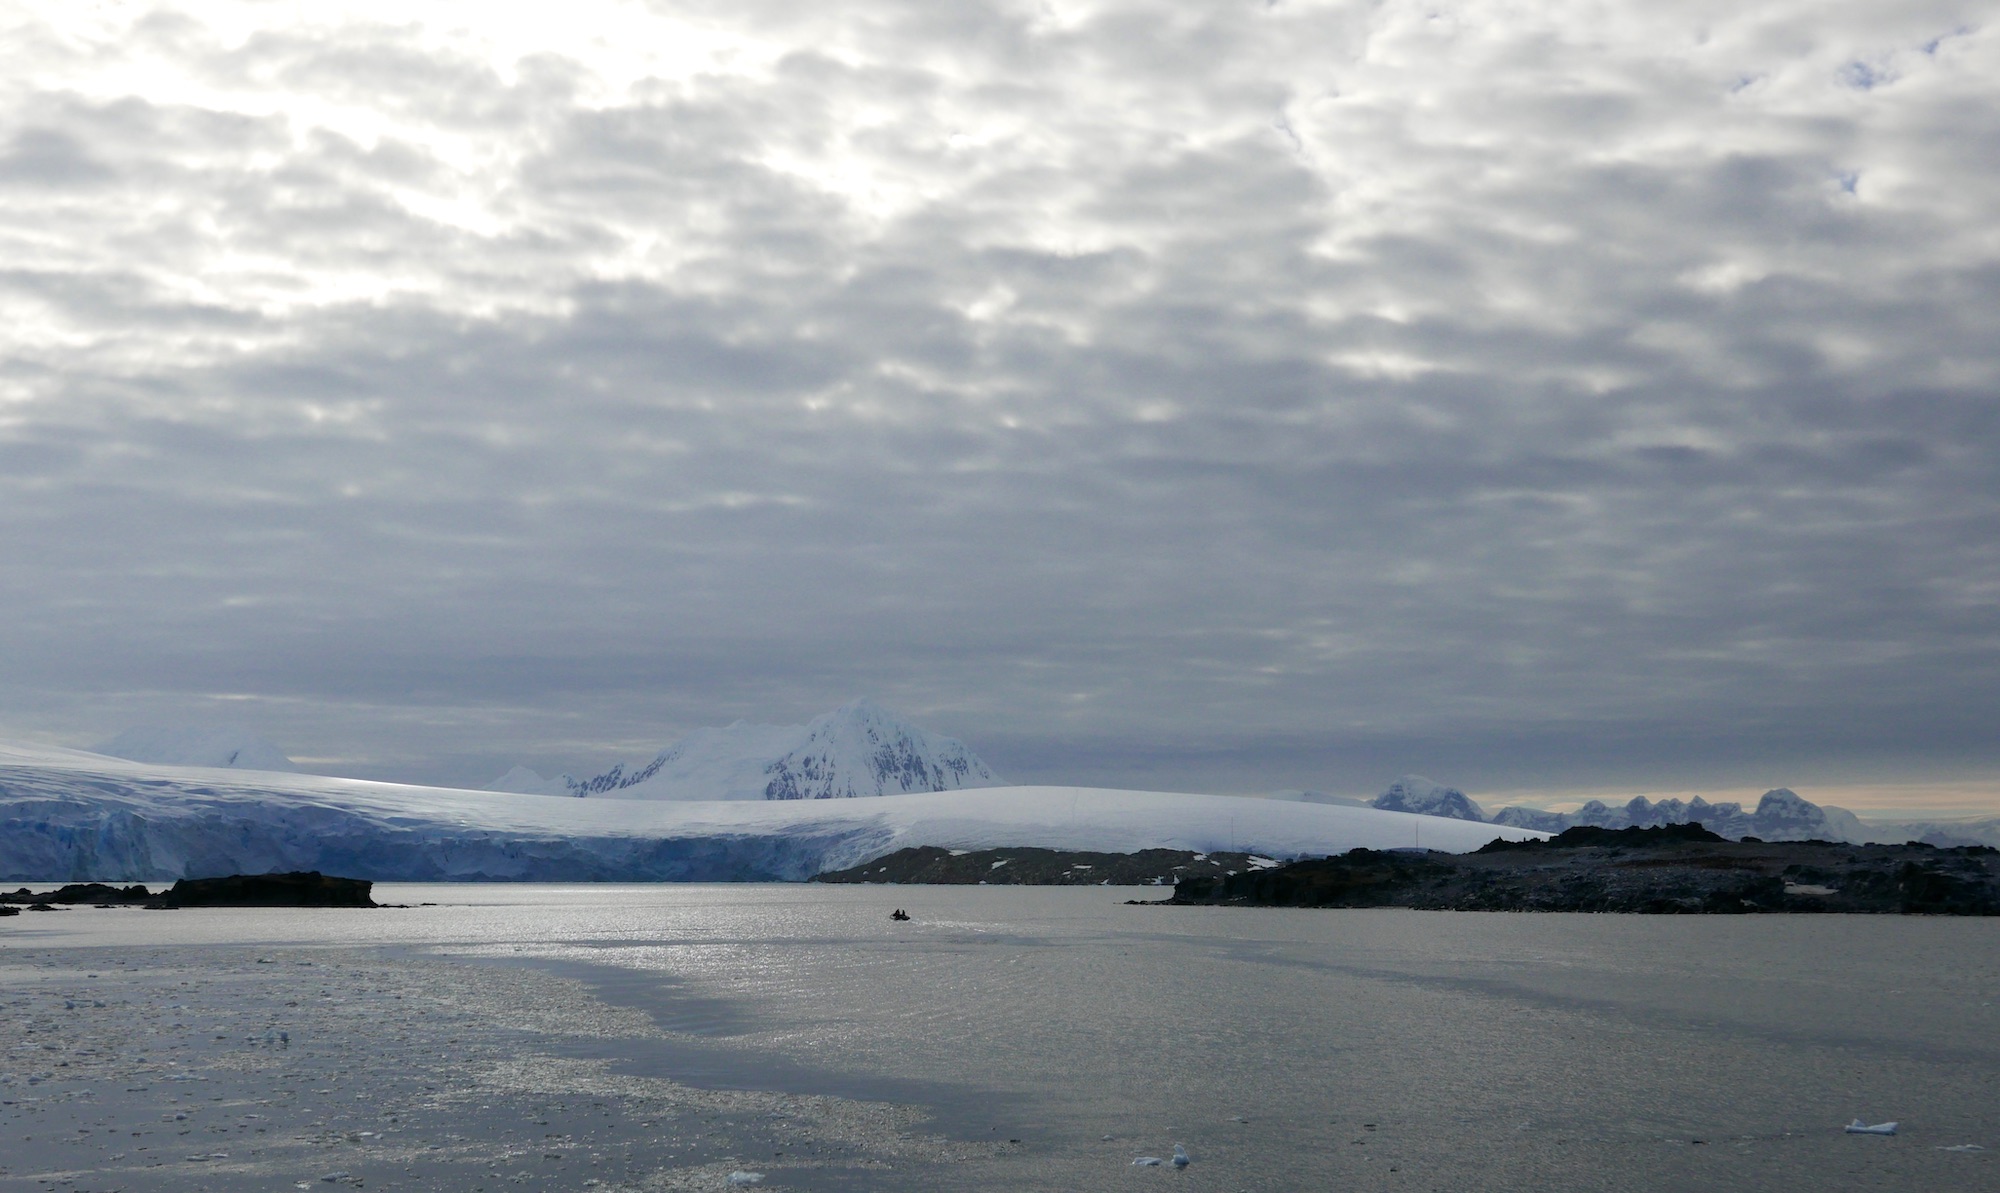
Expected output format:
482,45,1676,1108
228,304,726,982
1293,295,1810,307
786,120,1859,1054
90,726,298,773
0,739,1545,882
1370,775,1487,821
491,699,1002,801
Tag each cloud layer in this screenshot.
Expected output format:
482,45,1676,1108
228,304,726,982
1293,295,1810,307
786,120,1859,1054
2,0,1995,795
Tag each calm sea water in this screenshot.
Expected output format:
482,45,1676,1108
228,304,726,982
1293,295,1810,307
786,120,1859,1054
8,883,1997,1190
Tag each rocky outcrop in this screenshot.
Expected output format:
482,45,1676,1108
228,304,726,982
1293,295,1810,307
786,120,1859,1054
0,882,153,905
813,846,1272,887
1164,829,2000,914
152,871,376,908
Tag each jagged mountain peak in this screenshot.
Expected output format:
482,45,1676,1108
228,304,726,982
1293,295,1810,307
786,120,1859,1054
763,699,999,801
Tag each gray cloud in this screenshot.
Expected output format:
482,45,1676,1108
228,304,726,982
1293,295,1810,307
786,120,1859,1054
0,0,1995,800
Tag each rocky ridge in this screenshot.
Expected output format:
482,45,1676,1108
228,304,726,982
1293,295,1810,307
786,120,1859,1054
1163,825,2000,914
812,845,1277,887
0,871,375,909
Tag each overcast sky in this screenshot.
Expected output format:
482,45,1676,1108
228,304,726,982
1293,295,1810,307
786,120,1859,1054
1,0,1995,808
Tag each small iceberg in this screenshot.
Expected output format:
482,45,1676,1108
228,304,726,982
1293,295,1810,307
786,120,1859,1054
727,1173,765,1186
1845,1120,1898,1136
1132,1156,1164,1167
1172,1143,1190,1168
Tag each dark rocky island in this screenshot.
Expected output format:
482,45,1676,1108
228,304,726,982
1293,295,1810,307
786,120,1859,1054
813,845,1275,886
1161,824,2000,914
1,882,154,907
156,871,377,908
2,871,376,910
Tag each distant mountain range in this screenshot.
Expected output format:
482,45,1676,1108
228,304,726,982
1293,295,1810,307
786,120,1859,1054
489,698,1003,801
1353,773,2000,848
70,719,1998,851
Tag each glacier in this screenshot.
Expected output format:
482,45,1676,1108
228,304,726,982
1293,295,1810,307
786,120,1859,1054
0,740,1544,883
489,698,1003,801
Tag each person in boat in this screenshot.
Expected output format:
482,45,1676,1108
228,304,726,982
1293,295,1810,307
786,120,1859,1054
890,908,910,921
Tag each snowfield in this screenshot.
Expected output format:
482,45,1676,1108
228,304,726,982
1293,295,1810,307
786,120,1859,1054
0,741,1545,882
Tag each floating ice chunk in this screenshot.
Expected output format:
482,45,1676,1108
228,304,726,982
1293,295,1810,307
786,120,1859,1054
728,1173,765,1186
1845,1120,1898,1135
1939,1144,1986,1153
1132,1156,1163,1166
1172,1143,1190,1168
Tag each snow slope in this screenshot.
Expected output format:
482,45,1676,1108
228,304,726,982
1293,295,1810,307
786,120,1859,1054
490,699,1002,801
91,726,298,773
0,740,1544,883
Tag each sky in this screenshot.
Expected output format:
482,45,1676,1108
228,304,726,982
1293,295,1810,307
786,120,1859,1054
1,0,1996,813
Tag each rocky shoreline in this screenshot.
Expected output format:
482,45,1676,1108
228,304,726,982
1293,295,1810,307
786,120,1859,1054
1159,824,2000,914
811,845,1275,886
